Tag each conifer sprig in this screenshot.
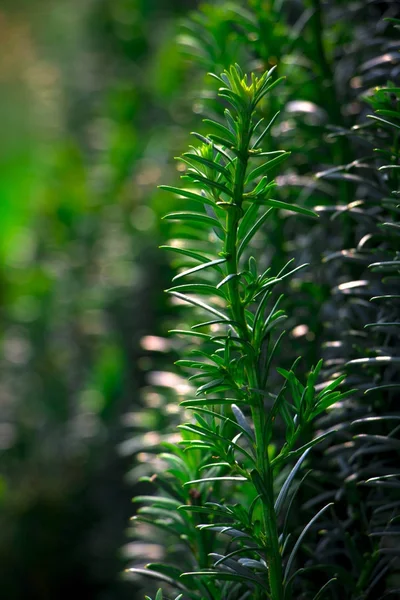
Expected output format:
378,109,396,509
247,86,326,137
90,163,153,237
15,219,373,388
132,65,351,600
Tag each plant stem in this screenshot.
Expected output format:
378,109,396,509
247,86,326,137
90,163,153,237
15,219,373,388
223,119,284,600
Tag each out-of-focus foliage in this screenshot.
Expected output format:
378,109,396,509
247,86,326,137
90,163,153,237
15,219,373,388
0,1,198,598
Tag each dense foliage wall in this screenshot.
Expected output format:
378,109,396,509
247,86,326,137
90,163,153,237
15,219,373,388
128,2,400,599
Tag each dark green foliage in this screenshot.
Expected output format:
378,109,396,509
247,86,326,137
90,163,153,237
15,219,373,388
300,17,400,599
130,2,400,600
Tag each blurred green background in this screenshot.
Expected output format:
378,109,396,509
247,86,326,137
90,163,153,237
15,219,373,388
0,1,200,598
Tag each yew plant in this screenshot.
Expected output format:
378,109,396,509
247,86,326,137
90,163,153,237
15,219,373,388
132,66,351,600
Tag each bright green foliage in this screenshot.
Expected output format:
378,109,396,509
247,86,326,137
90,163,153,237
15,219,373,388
145,592,183,600
131,65,350,600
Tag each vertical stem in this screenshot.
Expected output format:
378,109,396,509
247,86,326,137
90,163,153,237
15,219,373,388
392,132,399,192
223,120,284,600
250,370,284,600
